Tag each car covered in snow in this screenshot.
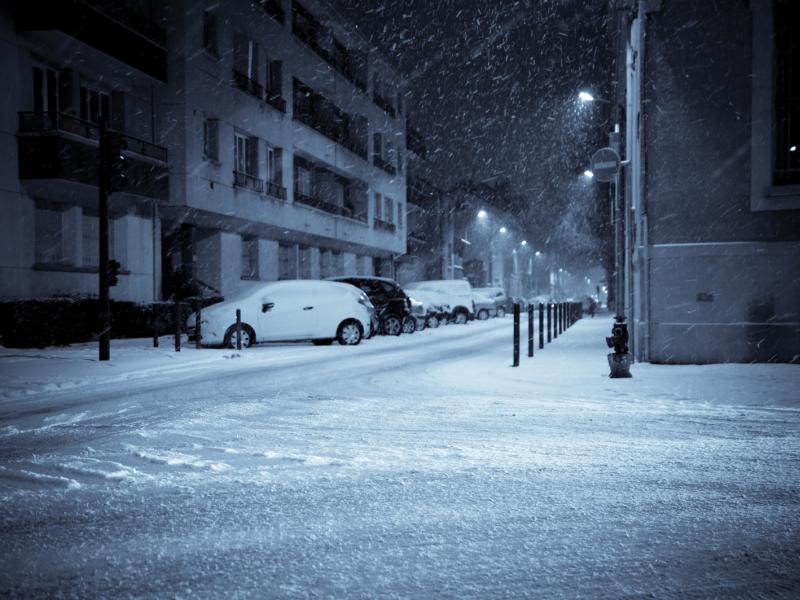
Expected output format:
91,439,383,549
472,291,498,320
404,279,475,324
472,286,512,317
187,280,374,347
405,288,451,328
326,276,411,336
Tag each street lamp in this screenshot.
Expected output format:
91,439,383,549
520,240,527,246
583,169,594,178
477,209,488,219
499,226,507,233
578,91,595,102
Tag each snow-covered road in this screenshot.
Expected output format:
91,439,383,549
1,317,799,598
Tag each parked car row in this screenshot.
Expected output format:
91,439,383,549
187,277,511,348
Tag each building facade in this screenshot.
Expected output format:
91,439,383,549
0,0,169,302
613,0,800,363
158,0,406,299
0,0,407,305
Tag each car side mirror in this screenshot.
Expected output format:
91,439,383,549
262,302,274,313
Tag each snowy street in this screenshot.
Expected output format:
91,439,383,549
1,317,799,598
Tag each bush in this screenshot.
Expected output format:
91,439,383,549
0,296,223,348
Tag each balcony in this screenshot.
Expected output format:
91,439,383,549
293,109,367,161
265,92,287,113
373,92,396,119
16,0,167,82
232,70,264,101
233,171,264,193
294,192,367,223
266,180,288,200
373,155,397,176
373,218,397,233
17,111,168,201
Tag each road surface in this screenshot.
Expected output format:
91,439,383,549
1,317,798,598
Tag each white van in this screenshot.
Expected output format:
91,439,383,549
404,279,475,324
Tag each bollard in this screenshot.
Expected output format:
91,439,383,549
195,305,202,349
539,302,544,349
559,303,564,334
236,308,242,350
547,303,552,342
527,303,534,358
553,303,558,340
174,302,181,352
153,303,160,348
512,303,520,367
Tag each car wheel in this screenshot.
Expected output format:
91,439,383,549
427,315,439,329
497,307,506,318
382,314,403,336
337,320,363,345
477,308,489,320
454,310,468,325
224,323,255,348
312,338,334,346
402,316,416,334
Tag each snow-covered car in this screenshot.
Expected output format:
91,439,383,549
187,280,374,348
405,297,426,332
472,291,498,320
472,286,512,317
406,289,451,328
404,279,475,324
327,276,411,336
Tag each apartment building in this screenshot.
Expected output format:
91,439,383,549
158,0,407,298
0,0,169,302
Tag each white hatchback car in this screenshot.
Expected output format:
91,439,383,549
188,280,374,347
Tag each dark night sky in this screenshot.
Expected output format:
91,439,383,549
336,0,616,261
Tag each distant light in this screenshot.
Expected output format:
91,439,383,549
791,145,798,152
460,238,471,245
477,209,488,219
499,226,507,233
520,240,527,246
578,91,595,102
559,268,563,272
584,170,594,178
535,251,541,256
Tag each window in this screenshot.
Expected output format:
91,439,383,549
298,245,311,279
295,160,313,197
774,0,800,185
35,206,66,264
373,132,383,159
233,33,259,82
32,65,58,113
279,243,296,279
266,60,282,97
333,250,343,275
234,132,258,176
397,201,404,230
241,237,259,280
80,84,110,125
203,118,219,161
374,192,382,220
384,196,394,224
266,146,282,184
203,11,218,56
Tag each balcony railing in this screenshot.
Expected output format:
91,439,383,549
234,170,264,193
294,192,367,223
293,109,367,160
373,218,397,233
266,180,287,200
373,155,397,176
373,92,396,118
265,92,287,113
232,70,264,101
18,111,167,162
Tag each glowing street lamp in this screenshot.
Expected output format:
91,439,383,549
520,240,527,246
584,169,594,179
499,226,507,233
477,209,488,219
578,91,595,102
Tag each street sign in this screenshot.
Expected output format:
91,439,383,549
590,147,622,182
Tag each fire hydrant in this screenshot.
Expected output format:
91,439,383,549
606,316,632,378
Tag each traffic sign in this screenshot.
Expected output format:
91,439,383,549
590,147,622,182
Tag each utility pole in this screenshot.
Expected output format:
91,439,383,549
98,119,110,361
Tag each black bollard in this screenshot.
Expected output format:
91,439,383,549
153,303,160,348
174,302,181,352
539,303,544,349
547,303,552,342
553,303,558,340
236,309,242,350
527,303,534,358
195,306,202,349
512,303,520,367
